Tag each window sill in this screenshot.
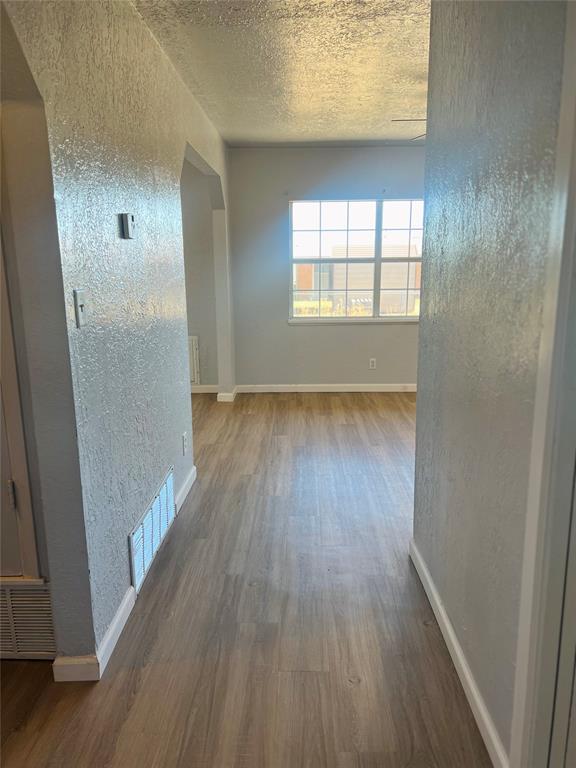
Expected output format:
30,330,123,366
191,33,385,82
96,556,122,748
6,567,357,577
287,317,420,326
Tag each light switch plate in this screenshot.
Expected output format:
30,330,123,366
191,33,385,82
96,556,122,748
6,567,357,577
73,289,88,328
120,213,135,239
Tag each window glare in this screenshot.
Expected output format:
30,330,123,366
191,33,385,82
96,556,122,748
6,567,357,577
348,230,375,259
349,201,376,229
381,230,410,259
321,201,348,230
293,230,319,259
383,200,411,229
411,200,424,228
321,230,347,259
292,201,320,230
410,230,423,258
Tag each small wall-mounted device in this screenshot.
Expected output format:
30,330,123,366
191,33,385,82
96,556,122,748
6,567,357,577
119,213,135,239
73,288,88,328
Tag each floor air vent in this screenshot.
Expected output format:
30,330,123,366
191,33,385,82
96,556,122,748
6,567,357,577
129,468,175,592
1,582,56,659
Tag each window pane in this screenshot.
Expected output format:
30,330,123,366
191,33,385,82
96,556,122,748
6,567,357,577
293,263,318,291
292,291,319,317
293,230,320,259
383,200,411,229
407,290,420,316
292,201,319,230
290,200,423,322
380,290,407,316
382,230,409,258
349,201,376,229
381,262,408,290
411,200,424,228
348,263,374,290
321,201,347,230
410,229,423,258
347,291,374,317
320,263,347,290
408,261,421,290
348,230,375,258
321,230,347,259
320,291,346,317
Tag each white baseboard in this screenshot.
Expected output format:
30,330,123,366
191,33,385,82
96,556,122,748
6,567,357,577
409,540,509,768
52,585,137,682
217,388,237,402
191,384,219,394
52,468,199,684
235,383,417,393
96,586,136,675
176,464,197,511
53,654,100,682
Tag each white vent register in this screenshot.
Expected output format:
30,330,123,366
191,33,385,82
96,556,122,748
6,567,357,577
129,469,175,592
1,582,56,658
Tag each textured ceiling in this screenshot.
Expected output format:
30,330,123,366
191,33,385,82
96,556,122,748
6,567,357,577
134,0,430,145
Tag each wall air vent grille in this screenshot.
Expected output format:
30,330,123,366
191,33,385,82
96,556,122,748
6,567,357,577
0,582,56,658
129,468,175,593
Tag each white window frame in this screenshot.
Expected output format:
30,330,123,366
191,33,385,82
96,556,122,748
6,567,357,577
288,198,422,324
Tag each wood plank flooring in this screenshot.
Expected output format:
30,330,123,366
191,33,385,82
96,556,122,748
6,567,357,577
1,393,491,767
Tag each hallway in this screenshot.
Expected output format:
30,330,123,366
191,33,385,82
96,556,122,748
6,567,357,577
2,394,490,767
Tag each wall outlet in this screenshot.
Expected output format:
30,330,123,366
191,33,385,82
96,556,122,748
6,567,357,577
182,431,188,456
369,358,377,370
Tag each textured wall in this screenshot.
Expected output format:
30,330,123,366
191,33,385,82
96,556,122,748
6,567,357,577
5,0,227,649
229,146,424,386
414,0,566,750
181,161,218,385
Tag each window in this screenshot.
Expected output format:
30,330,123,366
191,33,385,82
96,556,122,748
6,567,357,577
290,199,423,320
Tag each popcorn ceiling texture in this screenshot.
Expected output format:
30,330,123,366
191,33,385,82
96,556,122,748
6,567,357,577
134,0,430,144
5,0,227,649
414,0,567,750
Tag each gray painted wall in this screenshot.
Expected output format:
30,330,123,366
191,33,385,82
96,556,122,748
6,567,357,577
5,0,227,650
1,10,94,655
229,146,424,386
414,0,567,751
181,160,218,385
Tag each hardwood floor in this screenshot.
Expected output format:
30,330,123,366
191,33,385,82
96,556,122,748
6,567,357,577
1,393,491,767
